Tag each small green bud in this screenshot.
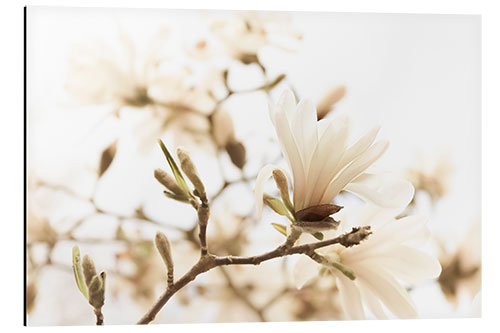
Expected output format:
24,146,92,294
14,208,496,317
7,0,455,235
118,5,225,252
271,223,288,237
158,139,192,198
72,246,88,300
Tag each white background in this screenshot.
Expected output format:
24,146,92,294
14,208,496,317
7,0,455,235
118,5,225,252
1,0,499,332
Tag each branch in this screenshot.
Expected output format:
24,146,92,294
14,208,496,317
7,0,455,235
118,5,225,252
137,226,371,324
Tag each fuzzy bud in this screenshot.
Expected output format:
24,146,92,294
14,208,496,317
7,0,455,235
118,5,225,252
154,168,185,196
88,272,106,309
82,255,97,287
155,232,173,271
272,169,293,213
176,148,206,196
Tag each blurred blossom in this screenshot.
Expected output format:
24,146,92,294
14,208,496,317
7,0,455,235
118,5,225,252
293,182,441,319
407,155,453,203
316,85,347,120
256,89,398,218
211,12,302,63
438,222,481,305
65,28,170,108
207,205,248,256
114,234,165,307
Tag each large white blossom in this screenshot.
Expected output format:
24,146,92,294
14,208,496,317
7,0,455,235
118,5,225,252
255,89,408,219
293,182,441,319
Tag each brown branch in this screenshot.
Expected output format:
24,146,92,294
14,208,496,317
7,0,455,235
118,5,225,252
94,308,104,325
136,226,371,324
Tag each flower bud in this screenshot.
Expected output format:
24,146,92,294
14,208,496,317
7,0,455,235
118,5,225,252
82,254,97,287
88,272,106,310
211,110,235,148
317,85,346,120
154,168,185,196
155,231,174,287
176,148,206,196
155,232,173,271
272,169,293,213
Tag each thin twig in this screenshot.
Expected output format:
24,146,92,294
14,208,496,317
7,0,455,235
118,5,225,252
137,226,371,324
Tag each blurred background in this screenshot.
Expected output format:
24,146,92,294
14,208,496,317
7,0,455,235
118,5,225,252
26,7,481,325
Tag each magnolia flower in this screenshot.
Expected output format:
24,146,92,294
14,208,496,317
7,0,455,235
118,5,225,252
255,89,407,230
293,182,442,319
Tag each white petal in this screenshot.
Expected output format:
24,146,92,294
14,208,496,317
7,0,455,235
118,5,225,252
373,245,442,283
358,281,388,319
292,255,319,289
292,98,318,174
303,117,349,208
338,125,381,170
321,141,389,204
353,263,417,319
334,270,365,320
345,175,415,209
274,104,307,209
254,164,282,218
276,89,296,116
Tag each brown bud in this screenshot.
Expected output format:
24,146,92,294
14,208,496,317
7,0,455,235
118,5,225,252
98,140,118,177
225,140,246,169
82,255,97,287
88,272,106,310
295,204,343,222
317,85,346,120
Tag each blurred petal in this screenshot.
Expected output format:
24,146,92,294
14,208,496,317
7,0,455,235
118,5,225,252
292,255,319,289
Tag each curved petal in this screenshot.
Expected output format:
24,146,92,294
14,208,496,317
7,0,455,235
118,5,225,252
321,141,389,204
334,270,365,320
292,98,318,175
274,104,307,209
337,125,381,171
353,263,417,319
304,116,349,208
358,280,388,319
372,245,442,284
